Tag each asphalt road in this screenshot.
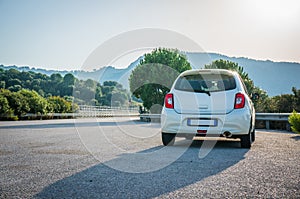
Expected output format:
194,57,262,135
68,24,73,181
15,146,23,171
0,118,299,198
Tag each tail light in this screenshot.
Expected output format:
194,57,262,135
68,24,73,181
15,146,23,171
164,93,174,109
234,93,245,109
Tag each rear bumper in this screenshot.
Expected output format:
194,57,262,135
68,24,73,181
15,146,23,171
161,108,251,136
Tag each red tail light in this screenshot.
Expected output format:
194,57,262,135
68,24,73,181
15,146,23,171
234,93,245,109
164,93,174,109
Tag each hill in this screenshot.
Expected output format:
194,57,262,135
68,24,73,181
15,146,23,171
1,53,299,96
185,52,300,96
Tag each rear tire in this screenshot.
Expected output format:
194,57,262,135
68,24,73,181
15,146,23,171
162,132,175,146
251,129,255,142
241,118,255,148
240,132,252,148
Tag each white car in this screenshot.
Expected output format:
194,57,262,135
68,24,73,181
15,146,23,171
161,69,256,148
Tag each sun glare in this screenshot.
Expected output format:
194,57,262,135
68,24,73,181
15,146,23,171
251,0,300,27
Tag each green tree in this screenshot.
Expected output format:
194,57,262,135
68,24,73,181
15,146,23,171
99,83,115,106
271,94,295,113
20,71,33,82
31,79,41,93
129,48,191,112
268,87,300,113
74,80,96,105
10,91,30,116
63,73,75,85
0,89,30,117
8,85,22,92
7,78,22,88
288,110,300,134
292,87,300,112
0,93,14,119
7,68,20,79
111,90,128,107
60,73,75,96
205,59,253,92
19,89,49,114
205,59,268,112
85,79,96,89
103,81,118,87
47,73,63,96
50,73,63,82
95,86,103,104
0,68,131,108
0,81,5,89
48,96,72,113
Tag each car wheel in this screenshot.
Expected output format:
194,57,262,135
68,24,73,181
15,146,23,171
240,132,252,148
251,129,255,142
162,132,175,146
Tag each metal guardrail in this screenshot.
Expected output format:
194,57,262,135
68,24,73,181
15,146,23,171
255,113,292,121
255,113,293,130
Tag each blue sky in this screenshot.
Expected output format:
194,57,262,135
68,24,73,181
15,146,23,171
0,0,299,70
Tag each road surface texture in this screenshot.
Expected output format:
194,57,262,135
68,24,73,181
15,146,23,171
0,118,299,198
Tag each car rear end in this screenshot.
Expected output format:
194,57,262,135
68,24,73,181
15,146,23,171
161,69,254,142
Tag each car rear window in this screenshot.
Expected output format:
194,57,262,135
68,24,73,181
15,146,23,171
174,73,236,93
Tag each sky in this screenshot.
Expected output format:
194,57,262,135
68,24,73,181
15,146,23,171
0,0,299,70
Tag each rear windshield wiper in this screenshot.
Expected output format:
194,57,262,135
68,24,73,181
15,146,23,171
194,89,211,96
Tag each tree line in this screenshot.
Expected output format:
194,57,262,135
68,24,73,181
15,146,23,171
129,48,300,114
0,68,131,120
0,89,76,120
129,48,300,131
1,49,300,123
203,59,300,113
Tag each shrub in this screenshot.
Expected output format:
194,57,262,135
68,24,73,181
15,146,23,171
288,110,300,134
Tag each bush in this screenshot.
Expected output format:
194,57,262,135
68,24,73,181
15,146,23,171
288,110,300,134
48,96,72,113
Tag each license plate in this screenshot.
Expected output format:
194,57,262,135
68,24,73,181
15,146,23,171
187,118,217,127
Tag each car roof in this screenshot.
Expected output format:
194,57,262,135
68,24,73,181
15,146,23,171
179,69,236,77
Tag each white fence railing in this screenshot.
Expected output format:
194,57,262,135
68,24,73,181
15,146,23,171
23,105,140,118
78,105,139,117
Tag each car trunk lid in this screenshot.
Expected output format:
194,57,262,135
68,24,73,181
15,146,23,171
172,72,237,115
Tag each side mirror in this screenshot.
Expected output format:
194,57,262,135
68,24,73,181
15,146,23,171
251,93,260,100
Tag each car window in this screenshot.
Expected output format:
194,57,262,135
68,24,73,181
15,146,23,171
174,73,236,92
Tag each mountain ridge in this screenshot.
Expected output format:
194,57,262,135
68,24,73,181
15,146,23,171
1,53,299,96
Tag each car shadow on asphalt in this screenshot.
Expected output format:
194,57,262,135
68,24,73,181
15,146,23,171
34,139,248,198
291,135,300,141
